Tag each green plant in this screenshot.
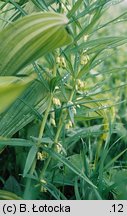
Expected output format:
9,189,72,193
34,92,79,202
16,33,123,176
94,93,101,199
0,0,127,200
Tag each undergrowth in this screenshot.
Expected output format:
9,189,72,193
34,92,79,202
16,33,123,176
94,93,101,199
0,0,127,200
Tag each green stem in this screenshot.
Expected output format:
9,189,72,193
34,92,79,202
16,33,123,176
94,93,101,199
40,89,75,180
40,112,64,180
54,114,65,143
40,113,63,180
23,158,36,199
23,95,53,199
40,157,51,180
37,96,53,145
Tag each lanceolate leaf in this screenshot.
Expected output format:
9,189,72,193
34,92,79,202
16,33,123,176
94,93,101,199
0,138,34,147
31,0,56,9
71,37,127,54
43,147,96,188
0,12,72,75
23,145,38,177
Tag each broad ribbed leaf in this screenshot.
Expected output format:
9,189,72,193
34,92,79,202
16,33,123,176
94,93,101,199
0,12,72,136
0,81,50,137
0,12,72,75
0,75,35,113
0,190,22,200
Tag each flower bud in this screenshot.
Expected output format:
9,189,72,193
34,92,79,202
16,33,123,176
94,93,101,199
56,56,66,68
53,97,61,106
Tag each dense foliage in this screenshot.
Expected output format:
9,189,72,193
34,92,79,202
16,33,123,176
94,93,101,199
0,0,127,200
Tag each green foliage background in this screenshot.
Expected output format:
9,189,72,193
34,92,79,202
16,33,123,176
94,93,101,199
0,0,127,200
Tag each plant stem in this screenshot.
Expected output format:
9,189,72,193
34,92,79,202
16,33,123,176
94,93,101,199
40,157,51,179
39,112,64,180
23,158,36,199
23,95,53,199
40,88,75,180
40,113,66,179
37,95,53,145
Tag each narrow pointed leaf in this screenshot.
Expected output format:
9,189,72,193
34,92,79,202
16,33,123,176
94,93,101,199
71,37,127,54
43,147,96,188
23,145,38,177
0,138,34,147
